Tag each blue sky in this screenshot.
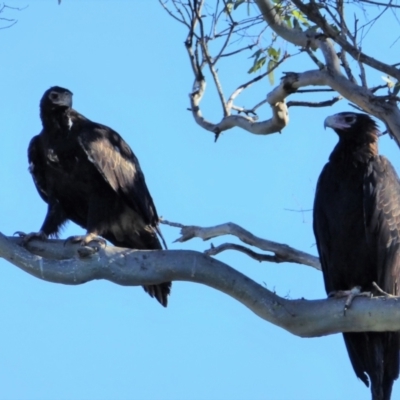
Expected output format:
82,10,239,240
1,1,400,399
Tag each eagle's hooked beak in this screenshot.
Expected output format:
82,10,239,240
324,114,351,130
324,115,335,130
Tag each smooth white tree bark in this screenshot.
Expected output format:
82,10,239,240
2,230,400,338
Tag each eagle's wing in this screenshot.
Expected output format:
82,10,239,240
77,123,159,228
313,163,336,294
364,155,400,295
27,134,68,237
28,135,49,204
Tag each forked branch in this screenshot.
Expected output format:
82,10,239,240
162,220,321,270
163,0,400,144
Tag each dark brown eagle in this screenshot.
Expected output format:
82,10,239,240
313,112,400,400
25,86,171,306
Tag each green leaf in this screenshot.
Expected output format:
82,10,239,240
291,10,310,27
250,49,263,60
267,60,277,85
248,56,266,74
267,47,280,61
292,10,307,23
284,16,292,29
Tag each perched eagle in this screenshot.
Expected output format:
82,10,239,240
26,86,171,306
313,112,400,400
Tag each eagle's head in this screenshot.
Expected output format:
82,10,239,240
40,86,73,111
324,112,380,142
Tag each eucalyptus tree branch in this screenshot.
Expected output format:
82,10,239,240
340,51,358,85
254,0,317,49
287,0,400,81
253,0,382,125
192,1,228,117
3,232,400,338
163,0,295,139
162,220,321,270
187,36,319,137
322,5,356,85
189,83,289,138
255,0,400,91
201,40,228,117
164,0,400,144
333,0,359,85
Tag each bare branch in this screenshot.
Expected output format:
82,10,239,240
357,0,400,7
192,0,229,117
0,3,24,29
287,96,342,108
220,44,255,57
190,94,289,137
162,220,321,270
159,0,190,27
213,18,235,65
351,16,367,87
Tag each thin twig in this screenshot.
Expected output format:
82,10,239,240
304,48,325,69
358,0,400,7
205,243,287,263
287,96,342,108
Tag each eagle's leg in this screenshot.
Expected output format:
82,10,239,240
328,286,372,315
14,230,48,245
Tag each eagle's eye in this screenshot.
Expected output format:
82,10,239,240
344,115,355,124
49,92,59,101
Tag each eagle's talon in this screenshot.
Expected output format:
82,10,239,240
372,282,395,298
328,286,371,315
64,233,106,248
14,231,48,244
77,246,99,258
